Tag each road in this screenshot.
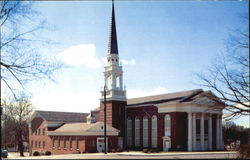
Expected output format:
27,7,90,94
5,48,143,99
6,151,237,159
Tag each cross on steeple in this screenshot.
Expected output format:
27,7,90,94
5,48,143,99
108,0,118,54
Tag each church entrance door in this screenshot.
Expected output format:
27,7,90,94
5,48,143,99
162,136,171,152
97,137,108,153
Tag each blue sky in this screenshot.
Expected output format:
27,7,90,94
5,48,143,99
2,1,249,127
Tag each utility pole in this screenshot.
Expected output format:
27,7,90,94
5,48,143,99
104,85,107,154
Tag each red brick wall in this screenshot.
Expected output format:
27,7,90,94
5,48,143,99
85,136,118,153
50,136,118,154
29,117,53,155
170,112,188,150
50,136,85,155
126,105,188,151
99,100,127,138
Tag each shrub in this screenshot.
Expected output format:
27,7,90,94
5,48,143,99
142,149,148,153
238,144,250,159
33,151,40,156
45,151,51,155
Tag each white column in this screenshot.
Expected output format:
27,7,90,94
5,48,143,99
219,115,224,150
200,113,205,151
208,114,213,150
192,113,196,151
188,112,193,151
216,114,220,150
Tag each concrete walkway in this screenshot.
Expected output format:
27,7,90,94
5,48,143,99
6,151,237,159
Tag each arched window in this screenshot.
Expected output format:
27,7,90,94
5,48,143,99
143,116,148,147
151,115,158,148
164,114,171,136
127,117,132,147
135,117,140,146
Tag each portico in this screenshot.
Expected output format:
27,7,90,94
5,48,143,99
187,112,224,151
156,92,225,152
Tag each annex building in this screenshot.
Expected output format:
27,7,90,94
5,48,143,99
28,0,225,156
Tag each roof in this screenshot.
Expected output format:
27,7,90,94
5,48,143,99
34,110,89,123
47,122,119,136
127,89,203,106
107,0,118,54
91,107,100,112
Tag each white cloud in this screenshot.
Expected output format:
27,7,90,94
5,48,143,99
121,59,136,65
57,44,101,68
127,87,168,98
101,57,108,65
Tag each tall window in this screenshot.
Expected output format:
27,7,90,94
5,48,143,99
38,129,40,135
151,115,158,148
63,137,66,148
58,138,60,149
143,116,148,147
43,128,45,135
76,137,79,149
69,137,72,149
127,118,132,147
35,141,37,147
43,141,45,148
164,114,171,136
135,117,140,146
52,138,55,148
38,141,41,148
31,141,33,148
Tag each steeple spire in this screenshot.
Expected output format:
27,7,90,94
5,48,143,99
108,0,118,54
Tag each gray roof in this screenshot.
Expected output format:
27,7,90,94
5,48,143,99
36,110,89,123
127,89,203,106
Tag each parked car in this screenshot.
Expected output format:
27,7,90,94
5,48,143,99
1,150,8,158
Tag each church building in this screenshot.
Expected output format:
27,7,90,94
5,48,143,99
28,0,225,155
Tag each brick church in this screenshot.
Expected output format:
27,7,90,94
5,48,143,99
28,0,225,155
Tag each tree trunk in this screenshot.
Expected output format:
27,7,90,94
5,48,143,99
18,129,24,157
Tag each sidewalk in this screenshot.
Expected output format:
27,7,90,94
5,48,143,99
6,151,237,159
117,151,237,156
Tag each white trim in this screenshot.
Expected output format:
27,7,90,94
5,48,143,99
100,97,127,102
156,103,223,114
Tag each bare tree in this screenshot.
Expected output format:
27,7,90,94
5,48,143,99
196,17,249,120
1,93,33,156
0,1,61,96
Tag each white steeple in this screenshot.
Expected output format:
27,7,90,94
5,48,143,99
100,0,126,101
